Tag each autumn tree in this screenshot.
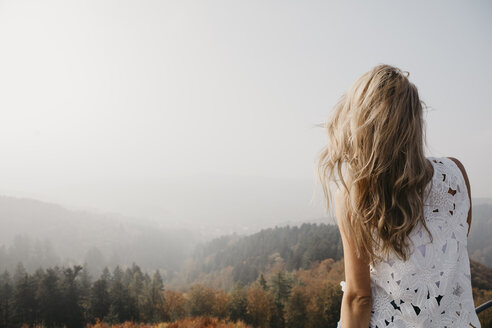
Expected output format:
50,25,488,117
213,290,230,319
305,280,342,327
285,286,308,328
187,284,216,317
163,290,187,322
246,284,275,328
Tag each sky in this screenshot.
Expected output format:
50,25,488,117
0,0,491,231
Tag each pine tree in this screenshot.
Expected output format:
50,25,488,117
146,270,165,322
78,265,92,322
228,282,248,323
89,271,111,322
60,266,84,328
13,265,37,326
268,271,293,328
0,271,13,327
269,271,293,305
108,266,132,323
37,268,62,327
259,273,268,290
125,265,142,321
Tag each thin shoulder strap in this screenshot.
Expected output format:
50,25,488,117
446,157,472,236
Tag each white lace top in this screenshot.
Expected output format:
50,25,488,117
338,157,481,328
370,157,481,328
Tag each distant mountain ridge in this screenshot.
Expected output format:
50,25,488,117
0,195,491,280
0,195,197,276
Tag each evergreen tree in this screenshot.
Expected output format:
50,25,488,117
269,271,293,303
89,271,111,322
0,271,13,328
268,271,293,328
258,273,268,290
12,265,37,326
228,282,248,323
37,268,62,327
108,266,133,323
78,265,92,322
123,265,142,321
31,268,45,322
144,270,165,322
13,263,26,283
60,266,84,328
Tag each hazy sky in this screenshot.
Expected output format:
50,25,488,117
0,1,491,229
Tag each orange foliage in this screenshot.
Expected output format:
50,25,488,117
164,290,187,322
246,285,275,328
166,316,250,328
87,317,251,328
294,258,344,285
88,322,153,328
213,290,231,319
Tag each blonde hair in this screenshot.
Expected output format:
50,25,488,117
316,64,434,265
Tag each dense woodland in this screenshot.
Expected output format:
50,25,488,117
1,199,492,277
0,255,344,327
0,223,491,327
0,199,491,327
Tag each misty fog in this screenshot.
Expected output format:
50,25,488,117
0,0,491,280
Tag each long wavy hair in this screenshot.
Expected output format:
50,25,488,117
316,64,434,265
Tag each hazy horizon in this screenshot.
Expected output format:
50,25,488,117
0,0,491,229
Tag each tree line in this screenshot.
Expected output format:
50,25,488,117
187,223,343,287
0,259,344,328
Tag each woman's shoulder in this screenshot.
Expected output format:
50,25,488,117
427,156,470,189
445,157,470,185
441,156,471,197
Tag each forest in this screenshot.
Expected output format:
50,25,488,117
0,223,491,328
0,260,343,328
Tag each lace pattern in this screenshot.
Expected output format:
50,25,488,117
338,157,481,328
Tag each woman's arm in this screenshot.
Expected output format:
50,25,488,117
335,188,372,328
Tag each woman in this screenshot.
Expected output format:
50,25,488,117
316,64,481,327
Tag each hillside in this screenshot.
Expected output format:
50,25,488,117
0,194,491,281
0,195,197,276
178,222,492,293
1,217,491,327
